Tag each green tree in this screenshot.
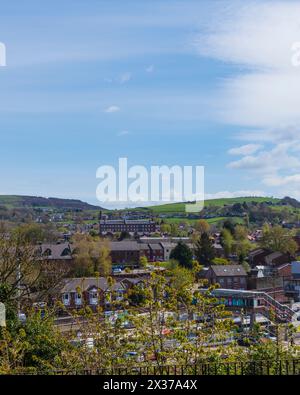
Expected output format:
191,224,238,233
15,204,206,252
233,225,252,263
223,220,235,235
139,255,148,268
169,242,193,269
260,225,298,256
221,228,234,257
195,232,215,266
160,224,171,234
212,257,231,265
72,234,112,277
195,219,210,235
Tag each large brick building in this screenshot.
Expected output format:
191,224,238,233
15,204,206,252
99,219,156,234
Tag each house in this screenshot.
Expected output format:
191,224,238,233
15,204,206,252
284,261,300,302
52,277,126,311
205,265,247,290
110,241,165,264
212,243,225,258
248,248,271,267
248,263,291,303
110,241,142,264
148,243,164,261
160,242,177,261
37,243,74,277
264,251,290,267
249,248,290,268
38,243,73,261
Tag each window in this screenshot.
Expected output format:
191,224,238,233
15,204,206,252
240,278,246,287
43,249,52,257
62,293,70,306
75,292,82,305
89,290,98,305
61,248,70,257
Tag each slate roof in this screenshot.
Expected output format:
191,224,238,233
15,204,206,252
110,241,142,251
39,243,72,260
265,252,285,265
59,277,125,293
210,265,247,277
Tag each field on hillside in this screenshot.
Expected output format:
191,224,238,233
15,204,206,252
163,216,245,225
143,196,280,214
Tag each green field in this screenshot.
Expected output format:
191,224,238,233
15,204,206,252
143,196,280,214
163,216,245,225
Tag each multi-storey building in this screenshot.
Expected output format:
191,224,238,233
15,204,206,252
99,219,156,234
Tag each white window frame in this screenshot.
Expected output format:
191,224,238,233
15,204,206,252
75,292,82,306
89,290,98,305
62,293,70,306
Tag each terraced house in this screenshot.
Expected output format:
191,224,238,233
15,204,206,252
51,277,127,311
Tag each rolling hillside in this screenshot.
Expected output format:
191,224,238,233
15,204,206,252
0,195,102,211
137,196,281,214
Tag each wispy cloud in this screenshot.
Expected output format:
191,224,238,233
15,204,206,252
195,1,300,198
117,130,130,137
228,144,262,156
146,65,154,73
119,72,132,84
104,105,120,113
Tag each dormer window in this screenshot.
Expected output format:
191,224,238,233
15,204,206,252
61,248,70,256
75,292,82,305
62,293,70,306
89,289,98,305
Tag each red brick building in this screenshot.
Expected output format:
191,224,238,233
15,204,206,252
205,265,248,290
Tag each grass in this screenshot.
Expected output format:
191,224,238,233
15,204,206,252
163,216,245,226
144,196,280,214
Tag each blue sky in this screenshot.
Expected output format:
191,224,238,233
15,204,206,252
1,0,300,206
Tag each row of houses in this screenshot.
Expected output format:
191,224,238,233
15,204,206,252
46,260,300,313
49,276,145,311
37,239,194,264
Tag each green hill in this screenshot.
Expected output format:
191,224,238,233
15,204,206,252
140,196,281,214
0,195,102,211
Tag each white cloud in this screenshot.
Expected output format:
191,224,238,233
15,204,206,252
263,174,300,187
104,105,120,113
195,2,300,199
119,72,132,84
146,65,154,73
228,143,300,173
228,144,262,156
